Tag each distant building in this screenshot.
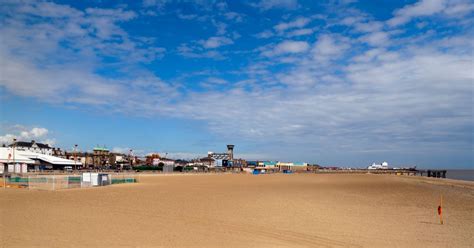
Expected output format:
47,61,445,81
146,153,161,165
232,159,247,168
258,161,277,168
307,164,321,171
92,146,110,168
63,151,84,168
156,158,175,166
368,161,389,170
82,153,94,167
9,140,53,156
109,153,125,167
246,161,258,167
60,150,98,168
0,147,77,172
52,148,66,158
146,153,175,167
174,159,188,167
199,157,215,167
277,162,308,171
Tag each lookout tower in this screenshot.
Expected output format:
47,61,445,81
227,145,234,161
208,145,235,162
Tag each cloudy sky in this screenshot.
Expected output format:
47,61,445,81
0,0,473,168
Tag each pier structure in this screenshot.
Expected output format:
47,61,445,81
313,169,448,178
426,170,447,178
315,169,422,176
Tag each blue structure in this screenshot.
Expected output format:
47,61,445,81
262,161,277,167
247,161,258,166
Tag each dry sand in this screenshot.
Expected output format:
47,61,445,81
1,173,473,247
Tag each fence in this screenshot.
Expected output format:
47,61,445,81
3,174,139,190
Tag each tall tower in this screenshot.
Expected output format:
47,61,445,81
227,145,234,161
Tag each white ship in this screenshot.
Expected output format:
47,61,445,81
368,161,389,170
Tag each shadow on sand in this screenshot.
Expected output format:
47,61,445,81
419,221,442,225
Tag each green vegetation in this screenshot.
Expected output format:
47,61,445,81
134,165,163,171
111,178,136,184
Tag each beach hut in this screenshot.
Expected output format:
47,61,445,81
82,172,110,186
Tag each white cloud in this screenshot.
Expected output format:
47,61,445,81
0,1,172,107
275,40,310,53
312,34,350,61
443,1,474,16
255,30,274,39
223,12,244,22
177,12,199,20
199,36,234,49
177,43,226,59
0,134,16,146
352,48,385,62
251,0,299,11
30,127,48,138
166,42,473,164
0,125,55,146
353,21,384,33
340,16,366,26
213,21,228,35
388,0,446,26
274,17,310,32
313,35,343,56
286,28,314,37
359,31,390,46
142,0,215,11
262,40,310,56
142,0,168,8
200,77,229,88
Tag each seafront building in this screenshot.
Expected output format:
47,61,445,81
277,162,308,171
145,153,176,167
0,147,77,173
246,161,308,171
0,140,134,172
368,161,389,170
1,141,311,173
92,146,110,167
9,140,53,156
199,156,216,167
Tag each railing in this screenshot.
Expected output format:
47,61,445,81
2,174,139,190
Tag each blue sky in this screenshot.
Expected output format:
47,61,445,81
0,0,473,168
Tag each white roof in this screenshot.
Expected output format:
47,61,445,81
0,147,77,165
0,147,36,164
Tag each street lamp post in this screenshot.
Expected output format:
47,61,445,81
129,149,133,170
12,138,16,166
74,144,78,171
3,139,15,188
4,138,17,188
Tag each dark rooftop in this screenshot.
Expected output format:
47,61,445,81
9,140,51,149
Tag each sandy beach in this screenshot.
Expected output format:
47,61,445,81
1,173,473,247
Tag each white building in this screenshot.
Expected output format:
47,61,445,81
9,140,53,156
152,158,175,166
276,162,308,171
368,161,389,170
0,147,77,173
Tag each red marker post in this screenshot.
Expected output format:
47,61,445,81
438,195,443,225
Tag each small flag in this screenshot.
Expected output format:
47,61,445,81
438,205,442,216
